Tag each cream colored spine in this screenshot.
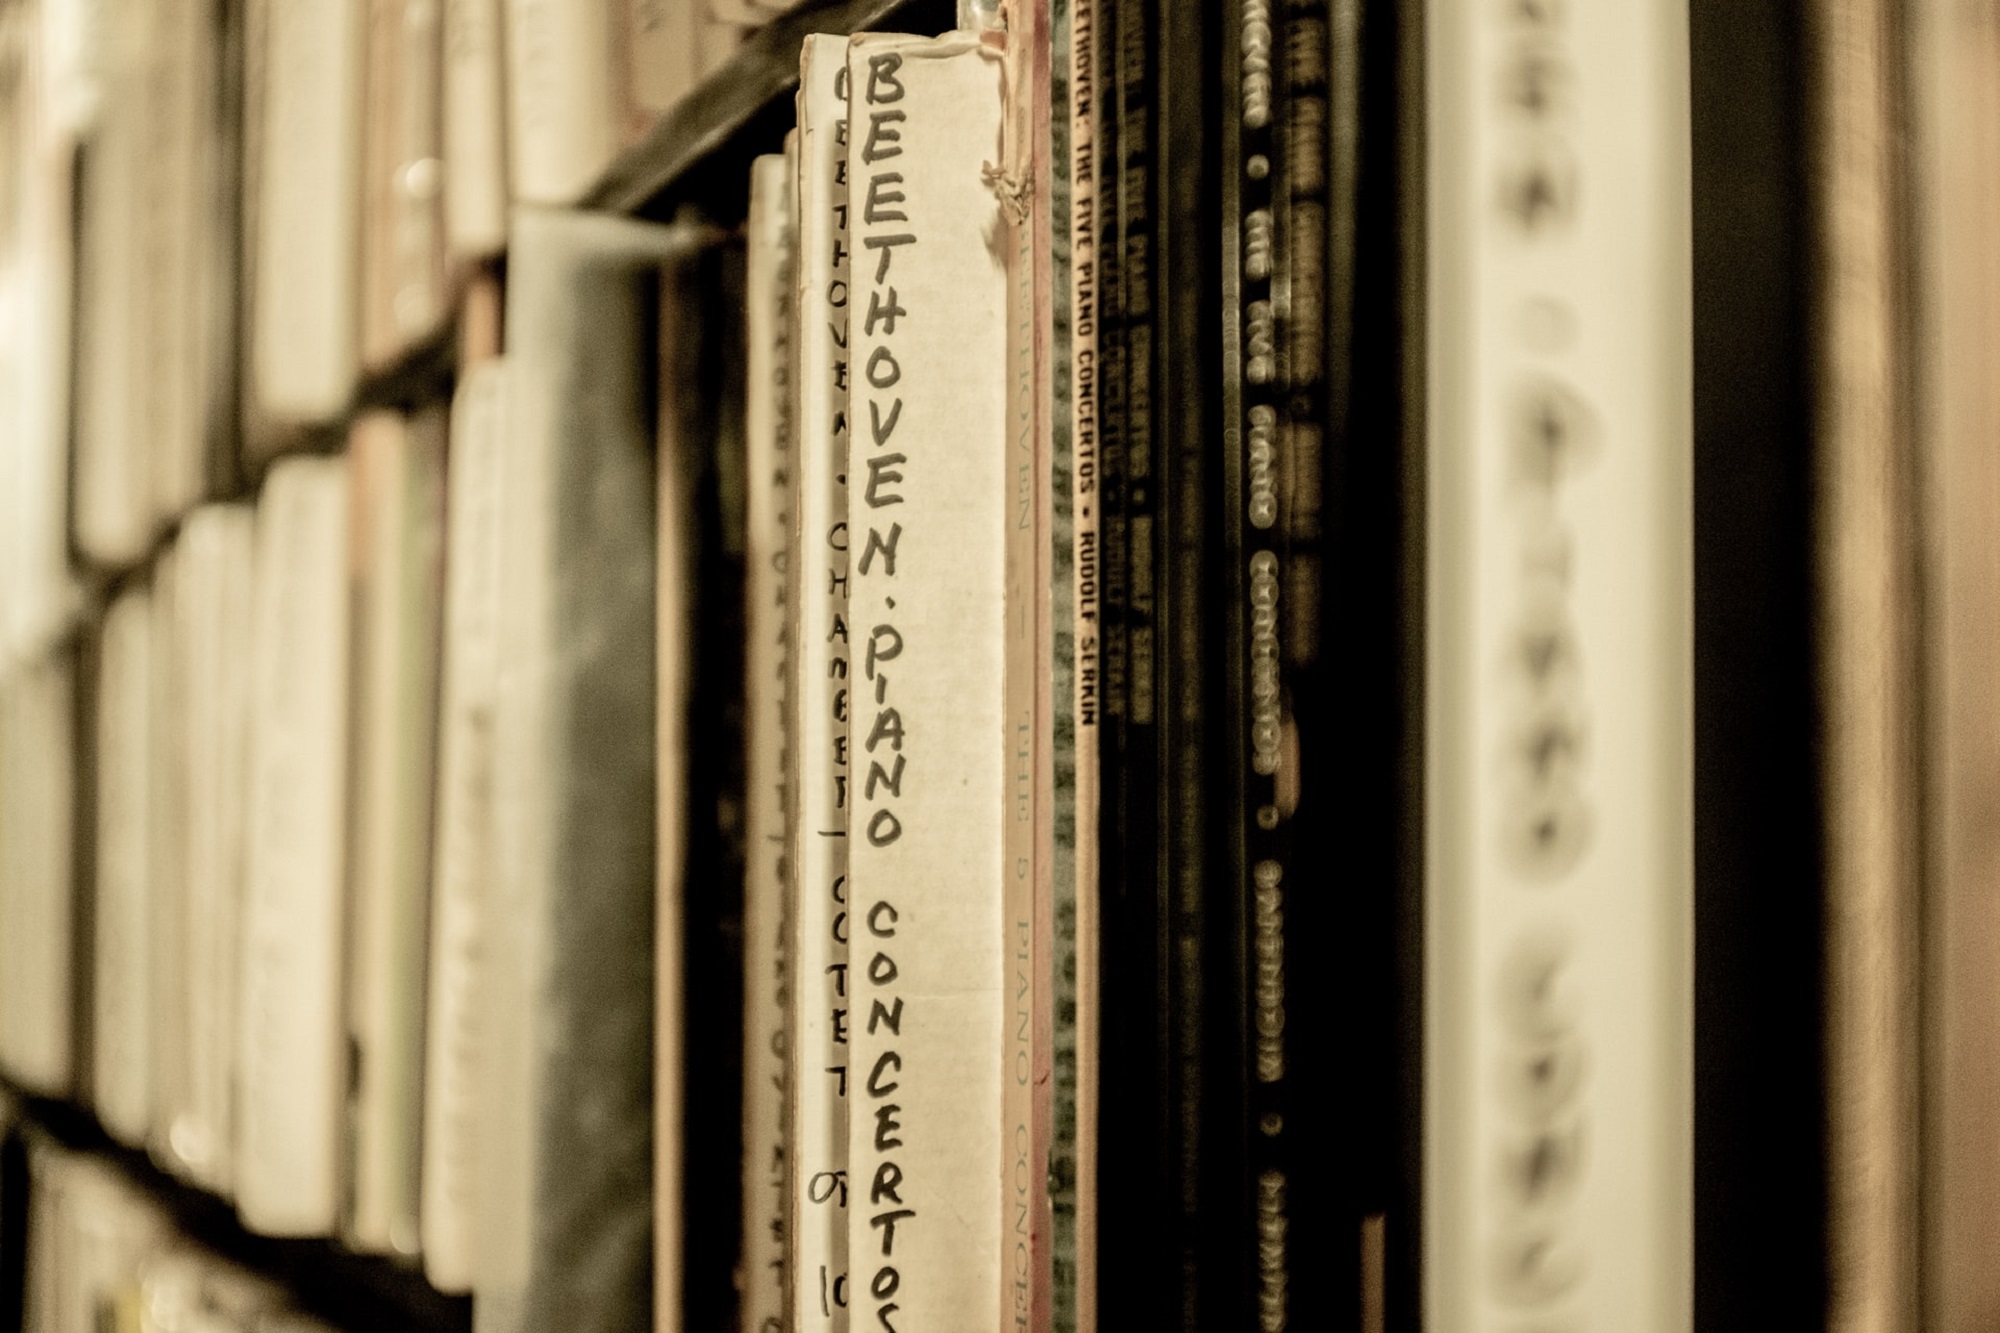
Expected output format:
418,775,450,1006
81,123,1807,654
842,32,1009,1333
1425,0,1693,1325
788,34,854,1333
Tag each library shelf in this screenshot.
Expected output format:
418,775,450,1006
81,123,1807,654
14,0,967,1327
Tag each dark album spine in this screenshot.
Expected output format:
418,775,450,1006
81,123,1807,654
1157,0,1219,1325
1221,0,1353,1319
1217,0,1261,1314
689,247,752,1333
1091,0,1146,1314
657,236,750,1333
1098,0,1178,1317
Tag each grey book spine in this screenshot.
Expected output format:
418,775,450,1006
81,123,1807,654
477,206,700,1333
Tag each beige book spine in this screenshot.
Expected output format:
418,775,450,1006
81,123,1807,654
1425,0,1693,1325
196,505,256,1196
237,454,352,1237
0,9,84,656
238,0,268,434
345,408,446,1257
787,34,852,1333
389,0,447,347
145,0,217,521
740,149,795,1333
1812,0,1920,1323
359,0,449,362
843,33,1009,1333
147,542,190,1168
41,0,114,134
421,346,508,1294
71,58,152,567
133,4,182,531
360,0,407,367
171,504,257,1195
443,0,509,257
92,584,154,1146
1913,0,2000,1324
0,653,78,1096
249,0,366,427
504,0,618,203
181,0,228,514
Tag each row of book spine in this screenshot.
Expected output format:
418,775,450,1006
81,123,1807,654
0,0,811,651
0,214,670,1332
0,0,1668,1328
5,0,2000,1324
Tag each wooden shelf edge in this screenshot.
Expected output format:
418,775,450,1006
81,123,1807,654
0,1080,472,1333
581,0,953,216
350,318,461,419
